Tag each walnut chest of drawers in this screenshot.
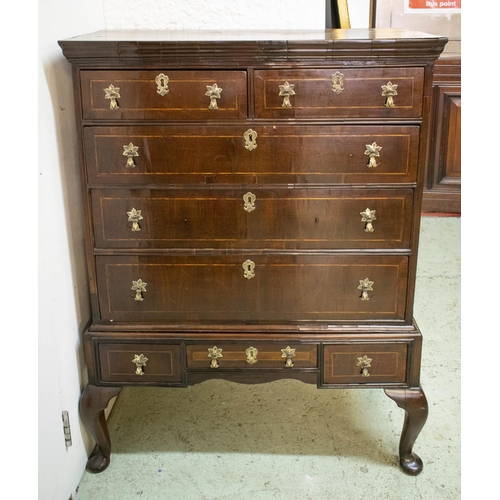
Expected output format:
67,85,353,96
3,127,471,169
59,29,447,475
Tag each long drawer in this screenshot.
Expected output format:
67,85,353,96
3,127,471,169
80,70,248,120
254,67,424,119
95,254,409,322
84,125,420,185
91,188,414,250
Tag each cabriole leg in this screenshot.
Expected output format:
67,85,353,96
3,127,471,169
80,384,122,473
384,387,428,475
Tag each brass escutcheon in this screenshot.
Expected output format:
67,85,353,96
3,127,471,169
155,73,169,96
208,346,223,368
281,346,296,368
131,279,147,301
205,83,223,110
123,143,139,168
358,278,374,301
132,354,148,375
104,84,120,110
127,208,143,232
242,260,256,279
246,346,258,365
360,208,376,233
243,129,258,151
243,192,256,212
364,142,382,168
357,355,372,377
381,81,398,108
331,72,345,94
279,81,295,108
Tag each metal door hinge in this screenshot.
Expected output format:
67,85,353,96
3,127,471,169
62,411,72,447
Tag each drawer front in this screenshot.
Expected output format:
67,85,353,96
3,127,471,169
84,125,419,185
91,188,414,250
80,70,247,120
97,342,182,383
95,254,409,322
254,67,424,119
323,343,408,384
187,342,317,369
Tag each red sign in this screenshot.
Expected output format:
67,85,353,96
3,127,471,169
409,0,461,8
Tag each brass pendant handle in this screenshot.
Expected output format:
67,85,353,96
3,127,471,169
364,142,382,168
358,278,374,301
132,354,148,375
382,81,398,108
155,73,169,96
243,129,258,151
360,208,376,232
331,72,345,94
357,355,372,377
131,279,147,301
127,208,143,232
279,81,295,108
104,84,120,110
281,346,296,368
208,346,223,368
123,143,139,168
242,260,256,279
205,83,223,110
243,192,256,213
246,347,258,365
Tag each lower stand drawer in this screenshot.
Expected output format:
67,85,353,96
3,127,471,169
98,342,182,383
322,343,408,385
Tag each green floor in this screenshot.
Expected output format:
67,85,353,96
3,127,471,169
74,217,461,500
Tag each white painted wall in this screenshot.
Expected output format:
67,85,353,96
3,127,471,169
39,2,104,499
38,2,370,499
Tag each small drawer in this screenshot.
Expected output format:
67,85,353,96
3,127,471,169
254,67,424,119
323,343,408,385
80,70,247,120
98,342,182,383
187,343,317,369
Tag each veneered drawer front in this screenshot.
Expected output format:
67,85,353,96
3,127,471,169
84,125,419,185
186,342,317,369
91,188,414,250
80,70,247,120
323,343,408,384
98,342,182,383
95,254,409,323
254,67,424,119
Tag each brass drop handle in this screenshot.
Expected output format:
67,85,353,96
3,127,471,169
123,143,139,168
360,208,376,232
131,279,147,301
246,347,258,365
364,142,382,168
382,81,398,108
104,84,120,110
331,72,345,94
208,346,223,368
244,129,258,151
243,192,256,212
358,278,374,301
357,355,372,377
205,83,223,110
242,260,256,279
127,208,143,231
281,346,296,368
279,81,295,108
155,73,169,96
132,354,148,375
